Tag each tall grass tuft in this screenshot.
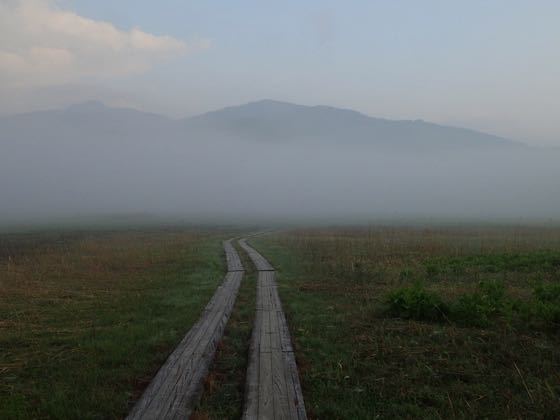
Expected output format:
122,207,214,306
387,283,449,321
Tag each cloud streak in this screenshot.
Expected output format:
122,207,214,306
0,0,208,87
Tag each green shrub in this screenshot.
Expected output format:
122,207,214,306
533,301,560,324
386,279,560,329
452,294,490,327
516,283,560,327
478,279,506,304
534,283,560,303
386,284,449,321
451,280,507,327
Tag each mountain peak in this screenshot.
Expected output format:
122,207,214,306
228,99,307,112
185,99,521,148
2,99,523,150
66,100,108,112
247,99,292,106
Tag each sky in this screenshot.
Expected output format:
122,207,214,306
1,0,559,146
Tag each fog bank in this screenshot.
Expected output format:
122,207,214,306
1,101,559,225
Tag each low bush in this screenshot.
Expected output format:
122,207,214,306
534,282,560,303
516,283,560,327
451,294,492,327
385,280,560,328
386,283,449,321
451,281,509,327
531,301,560,324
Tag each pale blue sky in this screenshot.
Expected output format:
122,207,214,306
3,1,560,145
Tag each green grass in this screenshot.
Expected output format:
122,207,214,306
6,226,559,419
387,283,449,322
0,228,229,419
424,250,560,275
252,227,560,419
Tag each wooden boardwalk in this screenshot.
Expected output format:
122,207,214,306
224,238,244,271
240,239,307,420
127,239,244,420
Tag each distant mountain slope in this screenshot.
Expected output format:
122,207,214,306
0,101,173,143
0,99,524,150
185,99,521,149
3,100,560,223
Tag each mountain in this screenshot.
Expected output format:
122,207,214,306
183,99,522,149
2,100,560,223
0,101,172,144
0,99,524,150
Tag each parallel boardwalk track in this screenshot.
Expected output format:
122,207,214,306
224,238,244,271
240,238,307,420
127,239,244,420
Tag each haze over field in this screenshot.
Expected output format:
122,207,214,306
1,100,559,223
1,1,559,224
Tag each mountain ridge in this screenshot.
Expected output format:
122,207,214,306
0,99,526,149
183,99,522,149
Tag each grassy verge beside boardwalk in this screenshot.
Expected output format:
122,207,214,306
0,229,228,419
253,227,560,419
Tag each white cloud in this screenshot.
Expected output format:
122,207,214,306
0,0,208,87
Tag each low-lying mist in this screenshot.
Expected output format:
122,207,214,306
1,101,559,226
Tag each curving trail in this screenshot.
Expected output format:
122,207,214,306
127,239,244,420
239,238,307,420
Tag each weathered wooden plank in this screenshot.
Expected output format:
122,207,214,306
260,305,272,353
258,309,274,419
157,272,241,414
131,273,237,418
224,239,244,272
277,306,293,354
269,303,282,354
270,310,290,419
239,238,274,271
241,239,307,420
127,243,244,420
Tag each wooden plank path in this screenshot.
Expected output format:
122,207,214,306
239,238,274,271
239,239,307,420
224,238,244,271
127,239,244,420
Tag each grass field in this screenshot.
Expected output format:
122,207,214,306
3,224,560,419
252,226,560,419
0,228,230,419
